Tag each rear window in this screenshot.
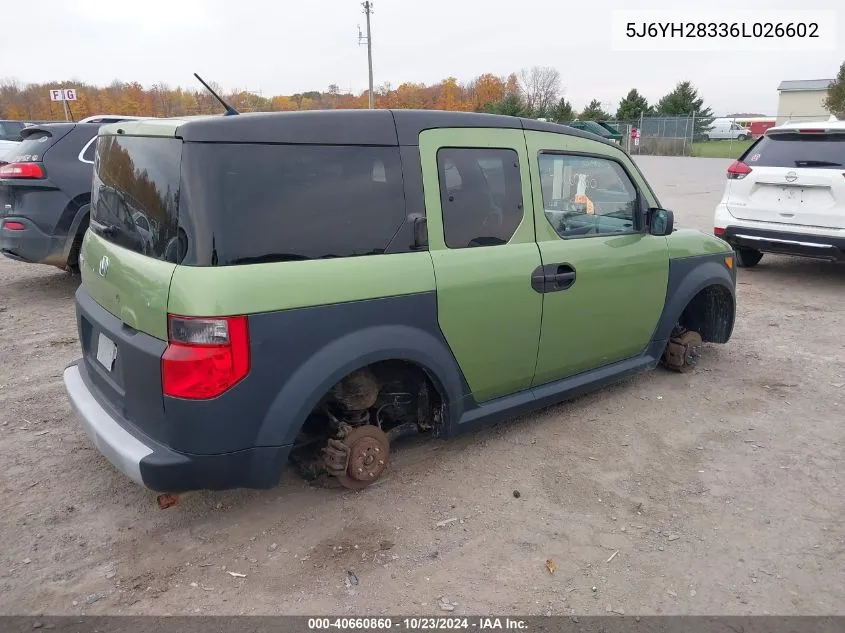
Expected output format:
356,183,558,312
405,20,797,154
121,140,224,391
0,122,25,142
3,131,54,163
91,135,183,262
744,133,845,169
179,143,407,266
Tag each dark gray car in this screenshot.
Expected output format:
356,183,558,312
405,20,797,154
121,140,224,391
0,122,111,272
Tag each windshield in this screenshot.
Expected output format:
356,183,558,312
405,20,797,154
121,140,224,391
744,133,845,169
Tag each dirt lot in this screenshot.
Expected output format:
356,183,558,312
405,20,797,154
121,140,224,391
1,156,843,616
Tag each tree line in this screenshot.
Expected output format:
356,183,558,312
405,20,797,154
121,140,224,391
0,67,715,127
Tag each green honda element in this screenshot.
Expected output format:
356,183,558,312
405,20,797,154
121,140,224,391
62,110,736,493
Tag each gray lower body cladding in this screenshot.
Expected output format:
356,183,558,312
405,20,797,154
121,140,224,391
65,253,735,492
67,289,470,491
63,362,286,492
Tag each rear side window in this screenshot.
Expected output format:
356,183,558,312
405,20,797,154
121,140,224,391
745,134,845,169
80,137,97,164
437,147,524,249
180,144,407,265
91,135,183,262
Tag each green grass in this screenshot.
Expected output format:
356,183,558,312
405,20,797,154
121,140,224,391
692,139,754,159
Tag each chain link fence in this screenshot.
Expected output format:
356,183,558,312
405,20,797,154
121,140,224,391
612,116,701,156
600,113,839,157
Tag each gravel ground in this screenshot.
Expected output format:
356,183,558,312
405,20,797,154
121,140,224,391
0,156,843,616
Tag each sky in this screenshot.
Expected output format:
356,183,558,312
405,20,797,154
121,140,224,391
1,0,842,116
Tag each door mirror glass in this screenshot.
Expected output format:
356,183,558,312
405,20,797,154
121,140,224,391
649,208,674,236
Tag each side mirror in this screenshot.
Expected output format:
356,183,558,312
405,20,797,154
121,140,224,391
411,215,428,250
648,208,674,236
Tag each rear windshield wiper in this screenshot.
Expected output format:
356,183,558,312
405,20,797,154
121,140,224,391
794,160,843,167
90,218,120,236
228,253,313,265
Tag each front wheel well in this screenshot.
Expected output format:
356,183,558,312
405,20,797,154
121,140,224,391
677,284,734,344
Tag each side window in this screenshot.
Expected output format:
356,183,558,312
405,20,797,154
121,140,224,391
538,153,639,238
133,213,150,232
0,123,21,142
81,137,97,163
183,144,409,264
437,147,524,249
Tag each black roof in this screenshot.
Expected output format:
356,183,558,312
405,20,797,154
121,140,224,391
175,109,616,148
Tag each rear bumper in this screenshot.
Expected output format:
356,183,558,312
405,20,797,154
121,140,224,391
63,361,291,492
0,217,62,265
721,226,845,261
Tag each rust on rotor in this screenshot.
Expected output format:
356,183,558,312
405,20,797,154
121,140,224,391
662,329,703,373
333,425,390,490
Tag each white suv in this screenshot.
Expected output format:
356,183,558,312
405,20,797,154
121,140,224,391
713,120,845,267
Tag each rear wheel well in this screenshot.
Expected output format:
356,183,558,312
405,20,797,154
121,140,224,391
677,284,734,343
290,360,446,481
66,211,90,273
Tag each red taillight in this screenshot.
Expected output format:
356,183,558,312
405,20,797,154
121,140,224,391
2,221,25,231
0,162,45,179
714,227,726,237
727,160,752,180
161,315,250,399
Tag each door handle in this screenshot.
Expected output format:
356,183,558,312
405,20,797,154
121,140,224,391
551,269,576,286
530,263,577,293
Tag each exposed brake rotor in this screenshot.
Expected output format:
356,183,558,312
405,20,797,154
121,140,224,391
327,425,390,490
662,329,703,373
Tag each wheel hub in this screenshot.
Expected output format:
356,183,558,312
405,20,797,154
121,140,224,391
335,425,390,489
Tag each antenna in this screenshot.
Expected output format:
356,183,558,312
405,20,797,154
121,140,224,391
193,73,239,116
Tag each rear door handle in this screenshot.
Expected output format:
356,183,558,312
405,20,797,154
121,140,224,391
531,263,577,293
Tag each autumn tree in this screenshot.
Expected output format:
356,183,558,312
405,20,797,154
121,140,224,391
615,89,652,122
469,73,505,112
579,99,612,121
0,72,717,125
823,61,845,119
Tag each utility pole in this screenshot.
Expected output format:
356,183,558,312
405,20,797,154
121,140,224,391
358,1,374,109
62,98,70,122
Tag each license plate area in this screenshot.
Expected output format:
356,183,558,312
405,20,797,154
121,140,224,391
96,332,118,371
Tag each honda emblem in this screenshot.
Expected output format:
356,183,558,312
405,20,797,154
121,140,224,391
98,255,110,277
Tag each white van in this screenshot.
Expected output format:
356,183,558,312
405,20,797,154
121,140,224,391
713,120,845,266
704,118,751,141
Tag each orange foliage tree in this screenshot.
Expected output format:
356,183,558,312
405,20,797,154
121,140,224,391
0,69,559,121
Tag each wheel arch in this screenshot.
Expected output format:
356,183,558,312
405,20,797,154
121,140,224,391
60,199,91,266
653,256,736,345
678,284,735,343
256,324,469,448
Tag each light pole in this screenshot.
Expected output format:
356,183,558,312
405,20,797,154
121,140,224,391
358,2,374,109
